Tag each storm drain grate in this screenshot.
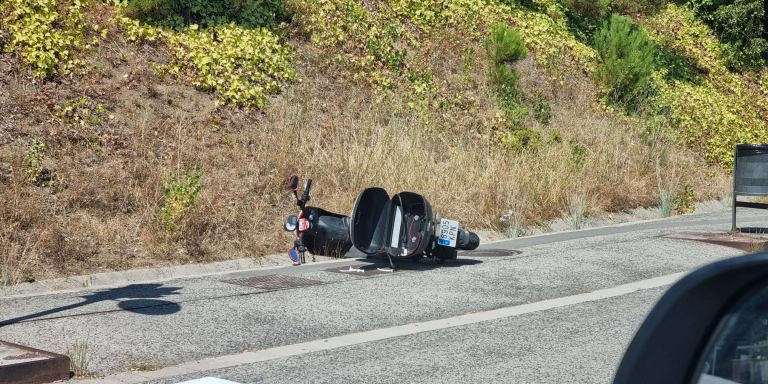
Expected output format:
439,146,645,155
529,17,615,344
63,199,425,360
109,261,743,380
662,232,768,252
224,275,323,290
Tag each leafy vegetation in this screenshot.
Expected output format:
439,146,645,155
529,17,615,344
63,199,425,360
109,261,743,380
687,0,767,71
115,13,161,43
113,6,295,107
563,0,669,20
22,139,45,184
3,0,765,164
0,0,103,77
643,4,768,167
563,0,611,20
289,0,596,91
123,0,287,29
163,24,296,108
594,14,656,107
56,97,108,127
159,168,202,235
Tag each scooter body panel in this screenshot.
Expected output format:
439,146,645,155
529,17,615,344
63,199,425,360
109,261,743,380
299,207,352,258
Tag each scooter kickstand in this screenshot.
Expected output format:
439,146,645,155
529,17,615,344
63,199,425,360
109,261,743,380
385,253,397,272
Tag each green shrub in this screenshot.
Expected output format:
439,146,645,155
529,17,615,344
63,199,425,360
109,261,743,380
594,14,655,107
487,23,527,106
610,0,669,15
485,23,540,151
687,0,767,70
532,92,552,124
498,126,542,151
562,0,611,20
124,0,287,29
159,167,202,236
22,139,45,183
674,185,696,214
569,140,587,171
487,23,527,65
490,65,522,105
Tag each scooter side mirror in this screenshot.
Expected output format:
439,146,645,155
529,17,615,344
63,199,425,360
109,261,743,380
284,215,298,231
287,175,299,191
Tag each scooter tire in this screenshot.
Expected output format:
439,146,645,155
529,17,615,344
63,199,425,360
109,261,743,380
457,230,480,251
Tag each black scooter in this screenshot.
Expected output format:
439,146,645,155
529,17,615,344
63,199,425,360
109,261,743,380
283,175,479,268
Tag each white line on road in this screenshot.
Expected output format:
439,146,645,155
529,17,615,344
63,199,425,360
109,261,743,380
86,272,685,384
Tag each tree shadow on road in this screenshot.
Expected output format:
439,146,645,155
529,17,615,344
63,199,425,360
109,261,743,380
0,284,182,327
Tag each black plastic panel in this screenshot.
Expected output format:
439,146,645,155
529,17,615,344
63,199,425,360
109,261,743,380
735,144,768,196
301,207,352,257
351,188,390,255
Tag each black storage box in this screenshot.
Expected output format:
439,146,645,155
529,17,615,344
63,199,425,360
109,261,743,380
350,188,435,259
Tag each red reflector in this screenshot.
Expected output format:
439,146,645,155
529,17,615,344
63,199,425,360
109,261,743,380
298,218,310,232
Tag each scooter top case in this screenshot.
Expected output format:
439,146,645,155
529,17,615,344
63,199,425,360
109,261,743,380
350,188,434,260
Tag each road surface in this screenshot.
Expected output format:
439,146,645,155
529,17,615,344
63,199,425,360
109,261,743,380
0,209,765,383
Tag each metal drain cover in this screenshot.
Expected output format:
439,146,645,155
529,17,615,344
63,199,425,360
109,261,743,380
663,232,768,252
458,249,521,257
224,275,322,290
0,340,70,384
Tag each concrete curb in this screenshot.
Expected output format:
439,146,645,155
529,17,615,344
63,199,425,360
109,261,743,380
483,208,729,245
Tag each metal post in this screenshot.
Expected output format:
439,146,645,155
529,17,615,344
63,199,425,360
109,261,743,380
732,145,738,233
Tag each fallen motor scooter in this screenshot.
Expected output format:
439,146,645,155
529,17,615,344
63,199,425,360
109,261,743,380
283,175,480,268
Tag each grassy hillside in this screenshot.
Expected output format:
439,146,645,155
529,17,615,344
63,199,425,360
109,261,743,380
2,0,761,283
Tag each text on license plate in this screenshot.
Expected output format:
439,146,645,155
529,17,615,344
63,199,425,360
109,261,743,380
437,219,459,248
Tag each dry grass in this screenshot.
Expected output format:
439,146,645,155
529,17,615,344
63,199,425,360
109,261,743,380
0,32,729,282
67,339,92,378
127,361,166,372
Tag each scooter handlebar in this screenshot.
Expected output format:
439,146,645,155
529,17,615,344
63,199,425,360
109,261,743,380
301,179,313,202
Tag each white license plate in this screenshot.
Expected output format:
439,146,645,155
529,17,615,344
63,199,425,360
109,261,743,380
437,219,459,248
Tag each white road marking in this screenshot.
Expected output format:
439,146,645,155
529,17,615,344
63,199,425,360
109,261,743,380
175,378,242,384
84,271,684,384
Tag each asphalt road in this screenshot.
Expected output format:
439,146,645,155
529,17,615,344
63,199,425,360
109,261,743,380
0,209,766,383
